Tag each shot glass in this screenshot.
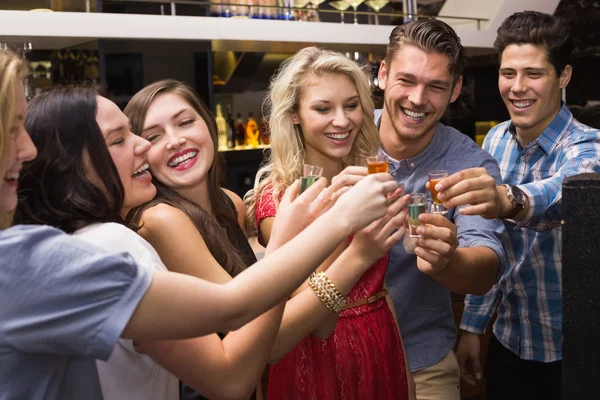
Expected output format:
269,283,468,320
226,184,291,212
300,164,324,194
428,170,448,214
408,193,426,238
366,154,388,174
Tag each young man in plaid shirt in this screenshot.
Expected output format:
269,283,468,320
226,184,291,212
435,11,600,400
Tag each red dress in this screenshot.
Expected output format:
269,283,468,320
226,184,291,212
256,186,409,400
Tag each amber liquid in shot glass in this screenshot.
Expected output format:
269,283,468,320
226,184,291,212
366,154,389,174
428,170,448,214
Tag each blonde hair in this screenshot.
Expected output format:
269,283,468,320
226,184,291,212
0,49,28,229
244,47,380,233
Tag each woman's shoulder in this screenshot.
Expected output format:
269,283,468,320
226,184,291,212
255,183,278,222
138,203,205,245
140,203,189,228
222,188,245,213
74,222,137,243
73,222,167,271
1,224,96,266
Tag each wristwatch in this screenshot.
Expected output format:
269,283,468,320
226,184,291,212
503,184,526,219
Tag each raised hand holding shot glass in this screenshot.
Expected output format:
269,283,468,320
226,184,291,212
428,170,448,214
300,164,324,194
408,193,427,238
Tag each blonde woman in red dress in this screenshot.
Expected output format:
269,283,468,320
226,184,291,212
245,47,415,400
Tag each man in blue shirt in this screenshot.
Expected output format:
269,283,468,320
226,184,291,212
376,19,506,400
438,11,600,400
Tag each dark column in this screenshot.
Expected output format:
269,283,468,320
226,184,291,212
562,172,600,400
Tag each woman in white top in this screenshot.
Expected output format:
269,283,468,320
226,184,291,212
14,86,400,400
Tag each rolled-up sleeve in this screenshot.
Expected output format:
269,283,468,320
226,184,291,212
454,154,506,277
460,286,501,334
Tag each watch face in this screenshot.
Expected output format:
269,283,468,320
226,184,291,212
512,185,526,205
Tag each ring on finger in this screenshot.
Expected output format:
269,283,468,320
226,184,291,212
316,194,328,202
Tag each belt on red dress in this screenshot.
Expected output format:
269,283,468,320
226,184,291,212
341,288,388,311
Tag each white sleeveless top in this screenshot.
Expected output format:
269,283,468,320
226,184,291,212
73,223,179,400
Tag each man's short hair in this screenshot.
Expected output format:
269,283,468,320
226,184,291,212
385,19,467,81
494,11,574,75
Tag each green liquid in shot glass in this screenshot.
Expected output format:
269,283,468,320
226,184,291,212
408,202,426,227
300,175,319,194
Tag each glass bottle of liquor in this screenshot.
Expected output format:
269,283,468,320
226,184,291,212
215,104,228,150
259,116,270,145
226,105,235,149
234,113,247,148
245,112,260,148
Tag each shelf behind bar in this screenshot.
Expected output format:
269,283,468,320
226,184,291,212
0,10,496,51
103,0,489,27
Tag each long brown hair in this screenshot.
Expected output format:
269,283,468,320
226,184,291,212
124,80,248,277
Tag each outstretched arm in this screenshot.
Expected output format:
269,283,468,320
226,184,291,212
122,174,399,340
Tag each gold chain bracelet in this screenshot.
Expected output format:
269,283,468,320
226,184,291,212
308,271,347,313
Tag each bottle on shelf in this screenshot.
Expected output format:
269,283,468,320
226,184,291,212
226,105,235,149
264,0,277,19
259,116,270,145
235,0,249,17
248,0,257,18
215,103,228,150
209,0,222,16
234,113,247,148
256,0,266,18
280,0,294,20
245,112,260,148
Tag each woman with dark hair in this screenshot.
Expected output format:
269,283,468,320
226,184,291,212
14,85,399,400
124,81,258,399
125,80,252,283
16,88,132,231
125,80,265,399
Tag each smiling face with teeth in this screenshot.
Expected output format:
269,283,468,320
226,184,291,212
1,82,37,215
140,93,215,194
378,44,462,159
292,73,362,166
95,96,156,216
499,44,572,144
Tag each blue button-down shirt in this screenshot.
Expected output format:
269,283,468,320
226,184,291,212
460,104,600,362
376,117,506,372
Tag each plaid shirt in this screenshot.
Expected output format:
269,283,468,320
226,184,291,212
460,104,600,362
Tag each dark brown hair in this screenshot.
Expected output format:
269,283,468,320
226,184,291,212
385,19,467,82
15,86,125,233
124,79,248,277
494,11,573,76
